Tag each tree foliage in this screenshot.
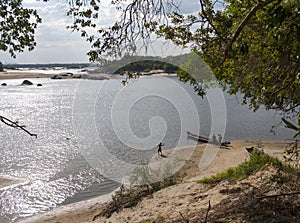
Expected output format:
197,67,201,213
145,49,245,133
0,0,42,58
98,54,187,74
177,50,214,96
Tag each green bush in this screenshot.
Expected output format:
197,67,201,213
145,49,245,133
197,151,289,184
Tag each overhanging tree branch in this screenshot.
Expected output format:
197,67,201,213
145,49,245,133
199,0,225,43
0,115,37,138
225,0,275,57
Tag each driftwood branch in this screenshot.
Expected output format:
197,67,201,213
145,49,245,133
203,199,211,223
0,115,37,137
179,211,189,223
225,0,275,57
256,191,300,200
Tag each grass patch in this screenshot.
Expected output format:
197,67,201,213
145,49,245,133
197,151,291,184
141,215,165,223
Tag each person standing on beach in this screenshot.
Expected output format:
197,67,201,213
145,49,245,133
218,134,223,145
158,142,164,156
212,134,217,144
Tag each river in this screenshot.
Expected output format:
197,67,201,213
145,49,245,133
0,76,293,222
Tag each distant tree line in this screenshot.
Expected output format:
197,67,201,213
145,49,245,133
3,63,90,70
100,55,188,74
114,60,178,74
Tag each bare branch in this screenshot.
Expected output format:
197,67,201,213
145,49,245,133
225,0,275,57
0,115,37,138
204,199,211,223
67,0,179,59
179,211,189,223
199,0,225,42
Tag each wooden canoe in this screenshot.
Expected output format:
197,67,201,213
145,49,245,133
187,131,210,143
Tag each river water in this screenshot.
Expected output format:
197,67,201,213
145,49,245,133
0,76,293,222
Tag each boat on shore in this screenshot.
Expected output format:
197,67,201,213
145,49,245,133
187,131,210,143
187,131,231,146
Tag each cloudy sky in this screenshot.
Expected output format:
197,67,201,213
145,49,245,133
0,0,199,64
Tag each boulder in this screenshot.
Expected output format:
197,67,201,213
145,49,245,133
51,75,62,79
0,62,3,72
1,83,7,86
60,72,73,77
22,80,33,85
37,83,42,87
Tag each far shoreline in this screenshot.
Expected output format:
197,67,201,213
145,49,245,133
0,71,53,80
0,71,176,81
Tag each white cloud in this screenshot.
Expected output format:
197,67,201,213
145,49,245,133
23,0,39,4
178,0,201,14
1,1,91,63
0,1,189,64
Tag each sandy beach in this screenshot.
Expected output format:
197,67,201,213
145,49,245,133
16,140,290,223
0,176,16,189
0,71,54,80
0,71,114,81
0,71,175,82
0,175,29,191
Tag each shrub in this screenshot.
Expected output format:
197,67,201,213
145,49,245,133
197,151,289,184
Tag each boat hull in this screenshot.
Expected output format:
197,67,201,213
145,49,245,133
187,131,209,143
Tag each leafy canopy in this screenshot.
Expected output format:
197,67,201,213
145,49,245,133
0,0,42,58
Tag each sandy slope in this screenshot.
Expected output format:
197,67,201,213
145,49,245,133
17,140,289,223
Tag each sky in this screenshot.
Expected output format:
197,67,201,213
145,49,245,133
0,0,199,64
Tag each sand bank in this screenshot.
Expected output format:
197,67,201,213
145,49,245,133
0,175,29,191
0,176,16,190
0,71,173,81
18,140,290,223
0,71,53,80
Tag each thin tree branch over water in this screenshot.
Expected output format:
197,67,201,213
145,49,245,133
0,115,37,138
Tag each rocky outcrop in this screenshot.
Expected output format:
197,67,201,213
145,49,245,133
51,73,81,79
51,75,63,79
80,74,109,80
22,80,33,85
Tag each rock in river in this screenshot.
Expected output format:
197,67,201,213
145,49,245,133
22,80,33,85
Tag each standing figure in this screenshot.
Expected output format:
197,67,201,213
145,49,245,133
158,142,164,156
218,134,223,145
212,134,217,144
